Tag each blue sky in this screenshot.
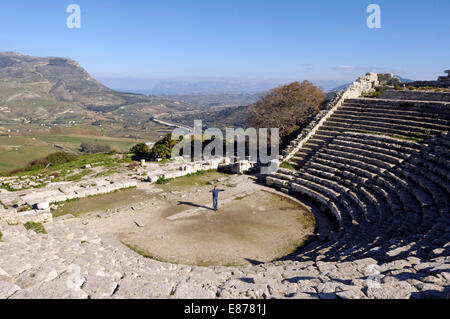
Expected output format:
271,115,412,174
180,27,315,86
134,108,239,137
0,0,449,88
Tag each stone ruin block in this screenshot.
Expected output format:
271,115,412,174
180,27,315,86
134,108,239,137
35,202,50,210
65,192,78,200
129,181,137,188
147,175,161,183
97,186,109,194
75,190,88,198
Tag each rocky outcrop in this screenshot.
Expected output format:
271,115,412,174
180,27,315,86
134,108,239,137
405,70,450,88
0,52,154,119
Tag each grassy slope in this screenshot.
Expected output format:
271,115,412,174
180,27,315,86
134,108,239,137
37,135,137,152
0,136,57,172
0,131,140,173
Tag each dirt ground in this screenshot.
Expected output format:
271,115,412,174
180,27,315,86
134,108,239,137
54,173,316,266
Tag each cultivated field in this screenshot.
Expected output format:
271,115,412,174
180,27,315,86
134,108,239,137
0,123,172,173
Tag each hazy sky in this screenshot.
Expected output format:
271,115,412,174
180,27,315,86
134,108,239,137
1,0,449,84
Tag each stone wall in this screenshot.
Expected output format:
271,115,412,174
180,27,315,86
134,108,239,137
0,209,52,225
379,89,450,102
405,70,450,88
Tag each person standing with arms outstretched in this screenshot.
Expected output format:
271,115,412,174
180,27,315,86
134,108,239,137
210,186,225,211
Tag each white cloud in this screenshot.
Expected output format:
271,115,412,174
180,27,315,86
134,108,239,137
332,65,356,71
332,65,405,74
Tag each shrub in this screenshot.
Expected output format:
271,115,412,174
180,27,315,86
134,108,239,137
66,170,92,182
156,177,170,184
280,161,295,170
24,222,47,234
0,231,3,241
80,143,111,154
109,146,120,154
149,133,183,160
364,90,384,98
129,143,151,160
17,205,33,212
150,144,171,159
128,162,139,170
50,172,61,178
130,134,183,161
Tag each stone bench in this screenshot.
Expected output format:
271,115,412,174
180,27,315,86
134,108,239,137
340,106,450,123
342,101,450,116
314,154,380,179
328,143,404,165
330,117,445,134
339,134,422,154
412,157,450,181
403,161,450,195
293,177,340,200
335,109,450,126
297,171,343,193
321,148,393,171
332,113,450,132
321,123,420,140
344,98,450,109
0,209,52,224
290,182,331,207
324,119,442,137
399,165,449,208
333,138,411,158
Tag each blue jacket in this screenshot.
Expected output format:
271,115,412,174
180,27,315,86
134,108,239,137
210,189,225,198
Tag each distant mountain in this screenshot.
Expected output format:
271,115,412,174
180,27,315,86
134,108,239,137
0,52,153,121
99,77,347,95
394,75,414,83
167,105,251,130
157,93,260,109
329,83,352,92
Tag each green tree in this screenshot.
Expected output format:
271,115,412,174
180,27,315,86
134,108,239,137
149,144,171,159
80,143,111,154
129,143,150,160
149,133,183,160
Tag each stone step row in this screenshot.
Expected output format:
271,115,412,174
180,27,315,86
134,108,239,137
331,113,450,132
273,133,450,245
345,98,450,110
324,118,442,136
335,109,450,126
341,103,450,119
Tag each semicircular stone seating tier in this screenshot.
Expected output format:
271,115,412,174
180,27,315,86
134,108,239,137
267,96,450,264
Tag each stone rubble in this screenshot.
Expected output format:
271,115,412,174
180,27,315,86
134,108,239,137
1,217,447,299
